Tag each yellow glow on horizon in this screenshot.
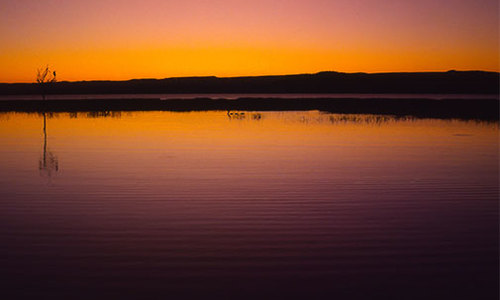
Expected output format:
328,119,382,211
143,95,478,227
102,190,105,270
1,44,498,83
1,1,498,82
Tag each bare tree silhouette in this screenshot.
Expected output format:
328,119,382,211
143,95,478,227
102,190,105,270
36,66,57,100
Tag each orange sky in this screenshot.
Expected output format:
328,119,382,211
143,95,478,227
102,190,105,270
0,0,498,83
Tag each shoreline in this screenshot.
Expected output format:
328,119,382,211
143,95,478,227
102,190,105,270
0,97,498,120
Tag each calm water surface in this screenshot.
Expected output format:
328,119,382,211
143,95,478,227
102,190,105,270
0,111,498,299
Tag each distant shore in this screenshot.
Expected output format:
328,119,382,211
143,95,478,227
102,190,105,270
0,97,498,120
2,71,498,120
1,71,498,95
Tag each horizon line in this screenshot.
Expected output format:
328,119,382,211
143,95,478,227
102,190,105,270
1,69,499,85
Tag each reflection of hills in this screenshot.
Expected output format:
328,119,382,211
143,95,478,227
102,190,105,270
1,98,498,121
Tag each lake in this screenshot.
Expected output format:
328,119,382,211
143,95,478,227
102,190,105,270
0,111,498,299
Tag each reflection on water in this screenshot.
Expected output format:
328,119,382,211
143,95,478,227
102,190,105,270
227,110,263,121
69,111,123,119
38,113,59,179
0,111,498,299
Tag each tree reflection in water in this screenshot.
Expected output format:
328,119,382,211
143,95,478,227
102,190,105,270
39,113,58,178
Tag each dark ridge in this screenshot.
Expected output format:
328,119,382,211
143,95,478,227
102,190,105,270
0,71,498,95
0,98,498,121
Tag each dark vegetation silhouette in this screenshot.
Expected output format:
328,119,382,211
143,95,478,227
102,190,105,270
36,66,57,100
227,110,246,119
0,71,497,120
0,97,497,121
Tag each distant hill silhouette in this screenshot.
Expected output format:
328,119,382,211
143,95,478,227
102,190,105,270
0,71,498,95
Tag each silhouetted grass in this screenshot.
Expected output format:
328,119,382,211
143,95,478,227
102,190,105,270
0,97,497,120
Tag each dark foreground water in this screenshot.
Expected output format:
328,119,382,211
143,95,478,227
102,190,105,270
0,111,498,299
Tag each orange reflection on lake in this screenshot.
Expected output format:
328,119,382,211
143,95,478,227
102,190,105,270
0,111,498,299
0,111,497,189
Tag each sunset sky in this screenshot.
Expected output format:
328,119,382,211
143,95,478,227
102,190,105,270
1,0,498,82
